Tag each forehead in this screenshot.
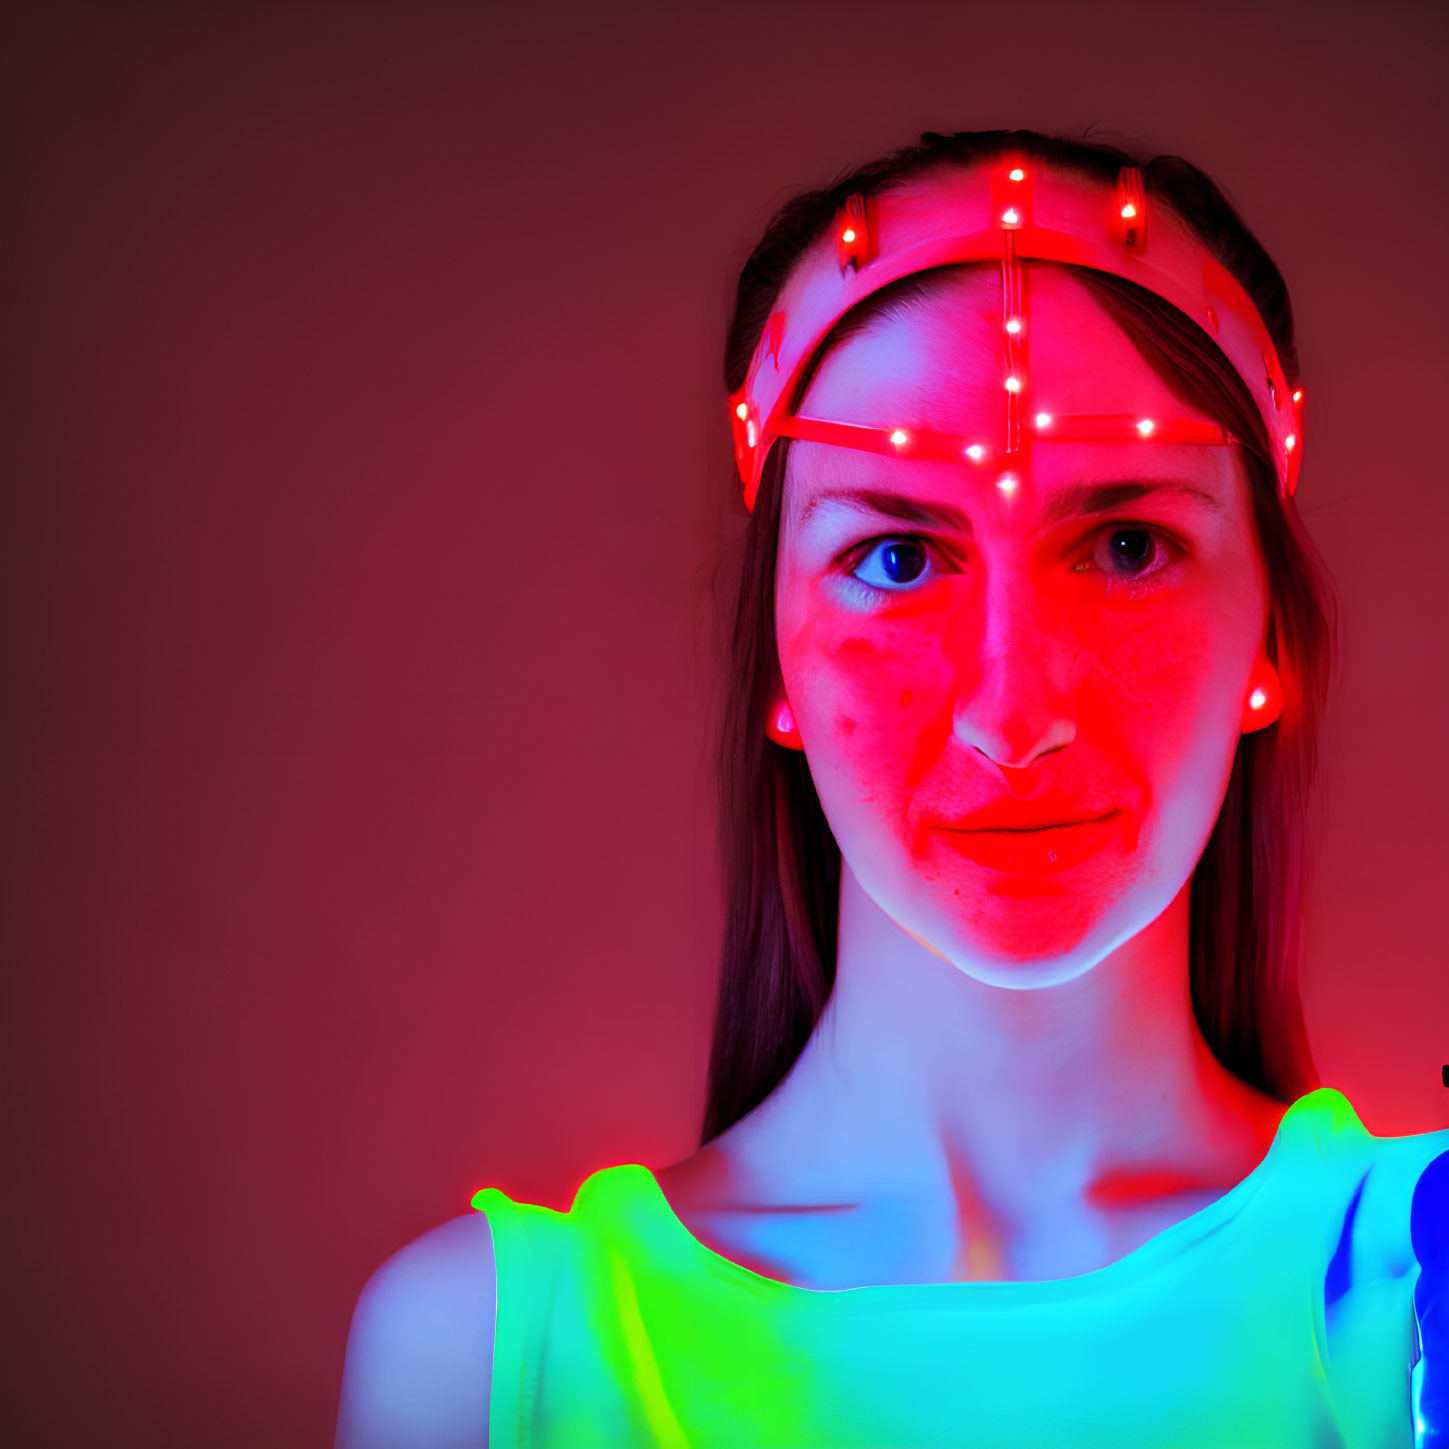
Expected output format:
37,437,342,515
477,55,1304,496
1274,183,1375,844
784,263,1243,527
798,264,1200,431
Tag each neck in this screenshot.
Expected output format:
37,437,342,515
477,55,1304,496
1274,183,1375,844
723,863,1284,1222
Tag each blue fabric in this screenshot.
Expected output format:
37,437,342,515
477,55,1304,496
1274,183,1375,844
1412,1150,1449,1448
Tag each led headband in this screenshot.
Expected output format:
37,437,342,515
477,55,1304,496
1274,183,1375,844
728,161,1304,512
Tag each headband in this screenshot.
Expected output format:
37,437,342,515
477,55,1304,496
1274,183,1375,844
728,160,1303,513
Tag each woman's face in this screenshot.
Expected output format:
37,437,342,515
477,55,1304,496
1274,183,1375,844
774,265,1273,988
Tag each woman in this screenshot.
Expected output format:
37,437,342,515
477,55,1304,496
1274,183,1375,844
337,129,1448,1448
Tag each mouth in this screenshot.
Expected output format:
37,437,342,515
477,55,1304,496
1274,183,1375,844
935,811,1121,874
961,813,1114,832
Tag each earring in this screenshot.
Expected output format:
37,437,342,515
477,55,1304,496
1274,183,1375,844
766,701,801,748
1242,668,1282,731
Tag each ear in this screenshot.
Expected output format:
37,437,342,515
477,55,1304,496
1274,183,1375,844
1241,660,1283,733
765,694,805,750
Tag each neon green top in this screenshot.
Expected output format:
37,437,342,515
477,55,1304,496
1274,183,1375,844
471,1087,1447,1448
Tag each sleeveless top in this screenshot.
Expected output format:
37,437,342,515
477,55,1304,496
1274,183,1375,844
470,1087,1449,1448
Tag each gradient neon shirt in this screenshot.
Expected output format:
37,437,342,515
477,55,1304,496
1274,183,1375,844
471,1087,1448,1447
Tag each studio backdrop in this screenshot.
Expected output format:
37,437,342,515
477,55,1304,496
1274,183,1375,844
3,2,1447,1446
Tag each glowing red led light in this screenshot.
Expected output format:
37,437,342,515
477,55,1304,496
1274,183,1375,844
734,169,1304,513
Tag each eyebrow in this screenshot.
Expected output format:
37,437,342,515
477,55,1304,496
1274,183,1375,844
799,480,1225,531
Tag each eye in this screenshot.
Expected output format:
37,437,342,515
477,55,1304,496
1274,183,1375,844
842,525,1177,600
848,536,937,592
1078,525,1175,585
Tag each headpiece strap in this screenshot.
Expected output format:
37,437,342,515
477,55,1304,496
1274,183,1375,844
727,161,1303,512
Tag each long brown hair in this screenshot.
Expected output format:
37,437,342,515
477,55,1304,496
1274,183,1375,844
700,129,1338,1147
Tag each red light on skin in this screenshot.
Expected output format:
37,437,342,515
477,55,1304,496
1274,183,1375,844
1249,688,1267,710
771,264,1258,975
1009,168,1025,181
842,228,856,243
735,403,748,420
1086,1164,1222,1209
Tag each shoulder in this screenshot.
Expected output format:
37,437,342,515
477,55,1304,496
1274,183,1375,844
335,1209,497,1449
1308,1109,1449,1441
1354,1122,1449,1284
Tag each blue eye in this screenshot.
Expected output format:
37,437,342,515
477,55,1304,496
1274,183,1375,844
850,537,933,591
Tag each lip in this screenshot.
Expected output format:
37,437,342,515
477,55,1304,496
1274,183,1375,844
942,795,1116,832
935,811,1121,874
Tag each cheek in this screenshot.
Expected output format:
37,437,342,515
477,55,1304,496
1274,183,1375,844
780,610,956,815
1076,608,1221,735
1071,602,1252,874
1064,603,1246,806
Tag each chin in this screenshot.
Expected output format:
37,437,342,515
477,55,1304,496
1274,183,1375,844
918,886,1112,985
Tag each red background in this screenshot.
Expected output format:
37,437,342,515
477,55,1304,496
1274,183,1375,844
4,2,1447,1444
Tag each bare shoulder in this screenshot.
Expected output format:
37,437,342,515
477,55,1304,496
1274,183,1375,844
335,1209,497,1449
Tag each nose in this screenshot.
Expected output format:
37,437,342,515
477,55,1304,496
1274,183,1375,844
947,562,1077,773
